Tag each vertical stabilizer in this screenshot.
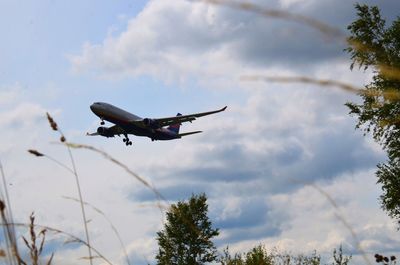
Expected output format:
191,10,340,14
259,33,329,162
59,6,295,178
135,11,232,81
167,113,182,134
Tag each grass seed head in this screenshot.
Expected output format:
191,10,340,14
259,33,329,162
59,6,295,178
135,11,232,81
46,112,58,131
28,150,44,157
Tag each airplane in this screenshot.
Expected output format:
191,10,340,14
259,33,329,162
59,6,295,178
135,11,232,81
87,102,227,146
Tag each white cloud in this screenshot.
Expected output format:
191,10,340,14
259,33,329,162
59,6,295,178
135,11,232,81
69,0,350,87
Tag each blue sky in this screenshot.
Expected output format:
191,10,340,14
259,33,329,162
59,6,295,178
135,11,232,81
1,0,400,264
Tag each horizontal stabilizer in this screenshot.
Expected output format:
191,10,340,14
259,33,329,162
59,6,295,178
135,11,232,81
178,131,202,137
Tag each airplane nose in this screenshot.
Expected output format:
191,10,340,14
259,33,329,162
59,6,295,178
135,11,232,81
90,103,101,113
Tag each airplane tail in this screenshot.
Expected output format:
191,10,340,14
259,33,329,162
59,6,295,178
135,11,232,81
167,113,182,134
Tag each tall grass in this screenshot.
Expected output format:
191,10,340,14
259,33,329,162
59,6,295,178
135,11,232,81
200,0,400,101
63,196,131,265
0,160,23,265
42,112,93,264
25,113,168,264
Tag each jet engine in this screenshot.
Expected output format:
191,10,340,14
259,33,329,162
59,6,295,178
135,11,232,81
97,126,114,137
143,118,160,129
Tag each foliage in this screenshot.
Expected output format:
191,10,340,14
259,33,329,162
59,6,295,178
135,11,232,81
331,245,351,265
375,253,397,265
155,193,219,265
274,251,321,265
219,246,244,265
220,245,354,265
220,245,325,265
219,245,273,265
345,3,400,222
244,245,273,265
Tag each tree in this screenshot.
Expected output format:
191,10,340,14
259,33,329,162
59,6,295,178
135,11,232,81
345,4,400,223
220,245,273,265
332,245,352,265
219,246,244,265
155,193,219,265
220,244,323,265
244,245,273,265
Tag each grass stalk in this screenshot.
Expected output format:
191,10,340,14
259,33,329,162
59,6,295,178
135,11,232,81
0,159,24,265
65,145,93,265
44,112,93,264
4,222,114,265
63,196,131,265
64,142,168,209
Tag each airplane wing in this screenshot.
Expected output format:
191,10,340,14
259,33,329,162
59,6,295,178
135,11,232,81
148,106,227,128
86,125,125,137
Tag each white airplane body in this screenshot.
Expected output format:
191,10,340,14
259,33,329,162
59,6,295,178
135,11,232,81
88,102,227,146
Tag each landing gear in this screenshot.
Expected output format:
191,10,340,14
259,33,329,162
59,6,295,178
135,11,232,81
123,134,132,146
100,119,105,125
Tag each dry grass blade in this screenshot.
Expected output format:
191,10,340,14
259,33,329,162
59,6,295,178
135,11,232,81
0,160,24,265
64,145,93,265
27,148,93,263
201,0,400,87
242,75,400,106
20,213,52,265
41,112,93,264
378,64,400,81
63,196,132,265
5,223,114,265
198,0,344,39
46,253,54,265
46,112,58,131
64,142,168,207
38,229,48,256
309,184,372,265
285,176,371,265
241,75,364,94
27,150,44,157
200,0,400,100
80,255,101,260
27,150,75,175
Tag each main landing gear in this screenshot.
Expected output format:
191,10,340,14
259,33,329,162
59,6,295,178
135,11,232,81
100,119,105,125
123,134,132,146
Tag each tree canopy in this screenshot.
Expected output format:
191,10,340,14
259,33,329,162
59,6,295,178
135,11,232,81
155,193,219,265
345,3,400,223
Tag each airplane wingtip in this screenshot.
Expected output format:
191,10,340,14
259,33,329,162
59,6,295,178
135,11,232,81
222,106,227,111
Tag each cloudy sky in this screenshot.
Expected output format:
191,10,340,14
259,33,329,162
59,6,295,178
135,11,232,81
1,0,400,264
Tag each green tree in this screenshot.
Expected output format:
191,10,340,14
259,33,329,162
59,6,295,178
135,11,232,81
244,245,273,265
219,246,243,265
345,4,400,223
331,245,352,265
155,193,219,265
219,245,273,265
276,251,321,265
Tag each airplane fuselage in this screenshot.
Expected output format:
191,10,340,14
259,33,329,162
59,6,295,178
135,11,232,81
90,102,180,141
88,102,226,146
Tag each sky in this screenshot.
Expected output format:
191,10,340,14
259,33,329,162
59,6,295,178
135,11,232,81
1,0,400,264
